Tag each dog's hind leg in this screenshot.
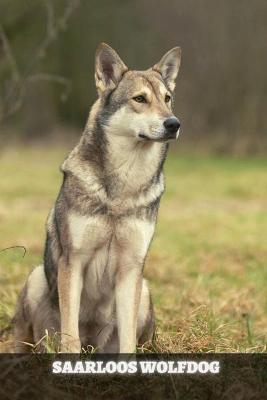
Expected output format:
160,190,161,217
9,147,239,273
14,265,59,353
13,285,34,353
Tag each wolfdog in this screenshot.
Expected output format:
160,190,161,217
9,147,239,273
14,43,181,353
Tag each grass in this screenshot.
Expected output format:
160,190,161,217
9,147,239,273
0,145,266,353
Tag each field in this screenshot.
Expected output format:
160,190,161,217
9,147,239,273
0,145,266,353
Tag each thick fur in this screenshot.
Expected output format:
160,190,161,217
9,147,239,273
13,43,181,353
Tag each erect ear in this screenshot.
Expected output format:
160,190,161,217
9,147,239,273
95,43,128,94
153,47,181,91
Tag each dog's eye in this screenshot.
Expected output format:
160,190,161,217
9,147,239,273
133,95,147,103
165,94,171,103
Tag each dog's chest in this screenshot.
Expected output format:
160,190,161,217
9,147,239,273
68,212,113,291
68,212,155,302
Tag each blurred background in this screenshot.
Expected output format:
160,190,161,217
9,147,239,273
0,1,266,353
0,0,267,153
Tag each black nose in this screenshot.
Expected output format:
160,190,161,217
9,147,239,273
163,117,180,134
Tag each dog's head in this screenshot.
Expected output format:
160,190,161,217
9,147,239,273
95,43,181,142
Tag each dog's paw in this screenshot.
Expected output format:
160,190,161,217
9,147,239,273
60,337,81,353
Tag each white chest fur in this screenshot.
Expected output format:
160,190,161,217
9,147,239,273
68,212,155,303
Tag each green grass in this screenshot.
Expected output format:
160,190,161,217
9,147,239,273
0,145,266,352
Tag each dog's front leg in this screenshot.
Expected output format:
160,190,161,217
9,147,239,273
58,255,83,353
116,266,142,353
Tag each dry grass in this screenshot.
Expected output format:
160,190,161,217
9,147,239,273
0,145,266,353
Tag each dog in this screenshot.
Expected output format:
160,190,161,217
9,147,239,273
13,43,181,353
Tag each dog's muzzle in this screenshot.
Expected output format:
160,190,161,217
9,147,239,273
163,117,180,139
138,116,181,142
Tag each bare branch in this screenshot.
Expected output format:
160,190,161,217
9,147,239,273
0,0,80,124
27,0,80,72
26,73,72,101
44,0,56,39
0,24,24,122
0,24,21,84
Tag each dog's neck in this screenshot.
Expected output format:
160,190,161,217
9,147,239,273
65,100,168,198
104,133,167,194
